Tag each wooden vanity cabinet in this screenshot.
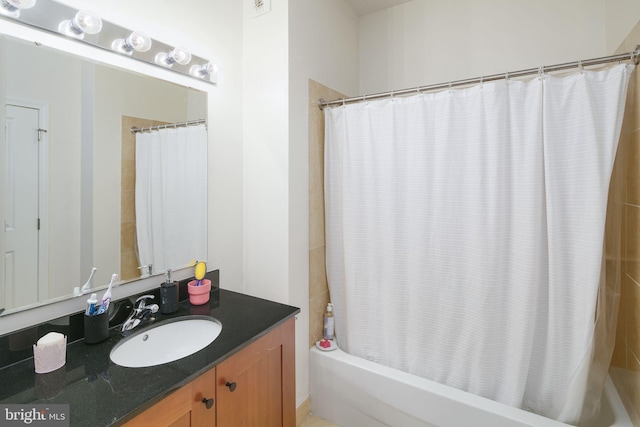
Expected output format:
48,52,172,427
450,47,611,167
216,317,295,427
122,368,216,427
121,317,295,427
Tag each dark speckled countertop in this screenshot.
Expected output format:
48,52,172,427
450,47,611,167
0,287,299,426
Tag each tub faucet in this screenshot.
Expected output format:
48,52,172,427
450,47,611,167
121,295,159,333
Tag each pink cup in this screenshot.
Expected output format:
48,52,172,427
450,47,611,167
187,279,211,305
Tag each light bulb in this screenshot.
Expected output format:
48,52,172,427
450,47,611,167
189,62,216,79
0,0,36,18
169,47,191,65
112,31,152,55
58,10,102,40
127,31,152,52
155,47,191,68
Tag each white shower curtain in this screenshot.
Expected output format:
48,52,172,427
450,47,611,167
135,124,207,275
324,64,633,424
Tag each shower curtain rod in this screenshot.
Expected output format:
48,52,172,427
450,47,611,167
130,119,206,134
319,47,640,109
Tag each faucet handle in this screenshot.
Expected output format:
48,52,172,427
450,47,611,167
135,294,155,309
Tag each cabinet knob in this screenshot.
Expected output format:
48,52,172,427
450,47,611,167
202,397,214,409
225,381,237,392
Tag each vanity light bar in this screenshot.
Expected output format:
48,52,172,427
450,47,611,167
0,0,36,19
0,0,216,84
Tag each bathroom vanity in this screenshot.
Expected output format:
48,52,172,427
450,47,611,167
123,317,294,427
0,287,299,426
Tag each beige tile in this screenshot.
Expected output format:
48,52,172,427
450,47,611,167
296,398,311,427
309,79,348,348
120,221,136,255
309,139,325,250
120,250,139,281
626,277,640,358
626,352,640,425
626,131,640,205
632,71,640,134
121,189,136,223
121,159,135,192
309,290,330,348
621,72,638,135
309,79,348,251
621,273,633,329
616,279,627,343
309,150,325,250
605,199,623,261
612,336,627,369
625,205,640,282
309,246,328,300
300,415,338,427
121,117,136,161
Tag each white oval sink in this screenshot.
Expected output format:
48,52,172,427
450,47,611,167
110,317,222,368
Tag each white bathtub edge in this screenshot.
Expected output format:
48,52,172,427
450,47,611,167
310,347,632,427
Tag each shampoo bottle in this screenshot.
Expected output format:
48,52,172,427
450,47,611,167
323,303,335,340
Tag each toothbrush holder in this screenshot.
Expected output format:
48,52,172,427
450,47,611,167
84,312,109,344
187,279,211,305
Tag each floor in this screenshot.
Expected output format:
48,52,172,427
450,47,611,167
300,414,338,427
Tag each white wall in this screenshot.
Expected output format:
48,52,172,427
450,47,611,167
289,0,359,408
606,0,640,52
242,0,290,303
358,0,609,95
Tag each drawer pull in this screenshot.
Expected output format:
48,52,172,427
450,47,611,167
202,397,214,409
225,381,237,392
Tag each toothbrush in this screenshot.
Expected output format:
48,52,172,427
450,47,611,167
80,267,97,294
194,261,206,286
97,274,118,315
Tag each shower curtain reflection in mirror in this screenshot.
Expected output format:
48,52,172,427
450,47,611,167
135,124,207,276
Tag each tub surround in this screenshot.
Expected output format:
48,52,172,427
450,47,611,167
0,273,299,426
308,80,347,348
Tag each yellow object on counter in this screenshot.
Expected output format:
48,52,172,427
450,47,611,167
195,261,206,280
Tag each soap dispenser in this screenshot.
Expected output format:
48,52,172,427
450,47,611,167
160,269,179,314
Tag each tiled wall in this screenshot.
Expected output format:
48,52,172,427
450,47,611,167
610,21,640,426
308,80,346,347
120,116,167,281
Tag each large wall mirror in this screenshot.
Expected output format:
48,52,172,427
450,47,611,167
0,34,208,315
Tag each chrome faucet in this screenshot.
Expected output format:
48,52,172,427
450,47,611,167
121,295,159,333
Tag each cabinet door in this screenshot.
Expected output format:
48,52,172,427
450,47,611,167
216,318,295,427
122,384,192,427
122,367,216,427
190,367,216,427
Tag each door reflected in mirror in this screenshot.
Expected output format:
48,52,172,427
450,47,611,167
0,35,207,314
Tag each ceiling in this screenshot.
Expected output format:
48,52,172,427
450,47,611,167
343,0,414,16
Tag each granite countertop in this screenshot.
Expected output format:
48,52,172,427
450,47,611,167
0,288,300,426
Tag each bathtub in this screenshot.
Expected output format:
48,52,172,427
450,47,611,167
310,347,632,427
